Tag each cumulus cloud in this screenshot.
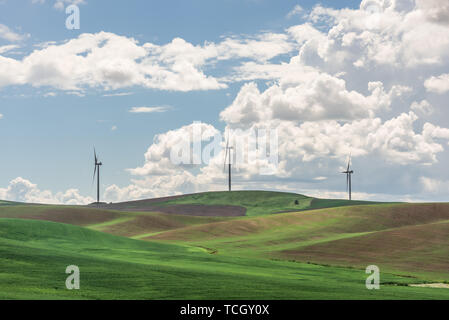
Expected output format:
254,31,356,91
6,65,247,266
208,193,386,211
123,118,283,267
274,112,449,165
0,177,93,204
129,122,220,177
410,100,433,115
1,32,225,92
302,0,449,68
415,0,449,25
220,77,409,126
102,110,449,203
424,73,449,94
0,31,295,93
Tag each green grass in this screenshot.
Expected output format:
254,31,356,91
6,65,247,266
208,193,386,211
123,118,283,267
1,218,449,300
0,204,230,239
148,203,449,281
0,191,448,300
140,191,376,216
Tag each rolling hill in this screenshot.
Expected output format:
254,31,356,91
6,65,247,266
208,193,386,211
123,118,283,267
1,218,448,299
0,191,448,299
146,202,449,280
94,190,376,216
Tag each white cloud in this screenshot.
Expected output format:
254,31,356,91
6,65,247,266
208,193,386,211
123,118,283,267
0,31,296,93
0,24,29,42
0,44,19,54
43,91,57,97
301,0,449,68
287,5,304,19
249,112,448,166
420,176,449,194
0,32,223,92
129,106,172,113
410,100,433,115
103,110,449,203
129,122,219,177
0,177,93,204
213,33,295,62
220,77,410,126
424,73,449,94
415,0,449,25
103,92,133,97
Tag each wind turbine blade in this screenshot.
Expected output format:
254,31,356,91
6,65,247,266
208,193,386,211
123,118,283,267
92,164,97,185
348,152,352,170
223,139,229,172
229,140,237,168
346,173,349,192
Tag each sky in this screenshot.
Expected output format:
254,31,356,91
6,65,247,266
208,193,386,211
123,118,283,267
1,0,449,204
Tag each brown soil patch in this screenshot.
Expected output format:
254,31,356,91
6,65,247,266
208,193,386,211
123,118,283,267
92,194,187,210
149,203,449,242
143,204,245,217
280,221,449,276
0,207,120,226
96,202,246,217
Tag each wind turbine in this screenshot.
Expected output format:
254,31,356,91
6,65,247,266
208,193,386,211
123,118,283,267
223,137,233,192
93,148,103,204
342,154,354,201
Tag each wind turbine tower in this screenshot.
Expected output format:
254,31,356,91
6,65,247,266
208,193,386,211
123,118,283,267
342,155,354,201
223,139,233,192
93,148,103,204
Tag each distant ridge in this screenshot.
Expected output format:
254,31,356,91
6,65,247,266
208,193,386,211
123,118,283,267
87,190,376,217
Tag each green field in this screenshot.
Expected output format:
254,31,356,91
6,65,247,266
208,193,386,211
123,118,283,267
107,190,375,216
0,191,448,300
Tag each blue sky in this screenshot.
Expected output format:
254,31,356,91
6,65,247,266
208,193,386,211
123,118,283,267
1,0,449,204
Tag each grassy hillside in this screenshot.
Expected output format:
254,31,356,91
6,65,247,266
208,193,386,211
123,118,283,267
0,205,232,239
1,218,448,300
0,205,121,226
148,203,449,280
106,191,375,216
1,191,448,299
0,200,25,206
89,212,231,239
